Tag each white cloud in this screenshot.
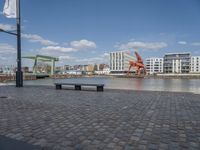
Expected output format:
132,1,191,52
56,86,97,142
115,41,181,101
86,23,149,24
75,52,109,64
40,46,76,53
178,41,187,45
0,55,16,66
114,42,121,48
22,33,58,46
102,52,109,57
0,25,58,46
59,55,75,60
117,41,167,50
70,39,96,49
0,43,16,54
0,56,7,60
40,39,97,54
75,57,102,63
0,43,16,65
191,42,200,46
0,23,16,31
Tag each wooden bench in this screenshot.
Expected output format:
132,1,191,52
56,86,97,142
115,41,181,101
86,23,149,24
55,83,104,91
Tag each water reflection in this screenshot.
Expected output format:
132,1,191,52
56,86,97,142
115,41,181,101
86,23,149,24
3,77,200,94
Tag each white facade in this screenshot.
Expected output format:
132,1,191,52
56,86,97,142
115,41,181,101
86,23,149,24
110,50,135,74
146,58,163,74
65,70,83,75
95,67,110,75
191,56,200,73
172,59,182,73
163,52,191,73
0,65,15,75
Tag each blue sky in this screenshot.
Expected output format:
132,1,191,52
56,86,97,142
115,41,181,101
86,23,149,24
0,0,200,67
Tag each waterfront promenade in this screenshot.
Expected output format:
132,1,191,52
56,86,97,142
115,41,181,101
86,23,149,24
0,86,200,150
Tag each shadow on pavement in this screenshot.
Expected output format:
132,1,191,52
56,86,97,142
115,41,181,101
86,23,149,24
0,135,46,150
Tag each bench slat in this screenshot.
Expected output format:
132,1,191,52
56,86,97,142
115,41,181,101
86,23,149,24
55,83,104,86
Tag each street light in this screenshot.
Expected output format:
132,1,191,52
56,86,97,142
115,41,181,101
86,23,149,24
0,28,23,87
0,0,23,87
15,0,23,87
0,28,17,36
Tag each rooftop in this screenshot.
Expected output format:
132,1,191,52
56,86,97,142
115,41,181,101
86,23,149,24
164,52,191,55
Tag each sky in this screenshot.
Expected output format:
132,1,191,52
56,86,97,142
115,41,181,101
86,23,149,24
0,0,200,67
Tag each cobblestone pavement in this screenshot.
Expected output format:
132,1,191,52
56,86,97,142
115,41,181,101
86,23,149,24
0,85,200,150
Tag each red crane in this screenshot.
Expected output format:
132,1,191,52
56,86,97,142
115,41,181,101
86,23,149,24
127,51,146,76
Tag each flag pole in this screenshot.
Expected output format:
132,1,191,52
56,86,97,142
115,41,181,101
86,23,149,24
16,0,23,87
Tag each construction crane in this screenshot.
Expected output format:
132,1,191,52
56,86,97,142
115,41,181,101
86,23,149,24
127,51,146,76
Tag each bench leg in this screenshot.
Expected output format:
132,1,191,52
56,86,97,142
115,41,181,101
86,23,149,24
56,85,62,89
97,86,103,92
75,85,81,90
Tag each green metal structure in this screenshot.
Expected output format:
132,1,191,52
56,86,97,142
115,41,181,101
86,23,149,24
23,55,59,75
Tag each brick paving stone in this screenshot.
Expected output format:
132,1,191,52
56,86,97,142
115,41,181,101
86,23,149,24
0,86,200,150
138,144,147,150
159,143,168,149
190,142,199,148
130,136,140,143
107,142,116,148
148,143,159,150
124,145,135,150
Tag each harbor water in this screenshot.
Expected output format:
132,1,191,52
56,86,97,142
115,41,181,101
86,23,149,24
2,76,199,94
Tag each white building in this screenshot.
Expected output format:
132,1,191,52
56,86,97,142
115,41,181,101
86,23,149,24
191,56,200,73
163,52,191,73
65,70,83,75
95,67,110,75
146,58,163,75
110,50,135,74
0,65,15,75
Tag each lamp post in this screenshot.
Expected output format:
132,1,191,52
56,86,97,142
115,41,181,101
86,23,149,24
0,0,23,87
16,0,23,87
0,29,17,36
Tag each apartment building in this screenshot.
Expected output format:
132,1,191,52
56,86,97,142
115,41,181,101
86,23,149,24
110,50,135,74
191,56,200,73
163,52,191,73
146,58,163,74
